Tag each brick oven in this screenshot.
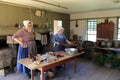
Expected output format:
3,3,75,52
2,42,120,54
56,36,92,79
0,35,17,76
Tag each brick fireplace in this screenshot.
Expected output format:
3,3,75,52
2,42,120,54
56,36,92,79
0,35,17,76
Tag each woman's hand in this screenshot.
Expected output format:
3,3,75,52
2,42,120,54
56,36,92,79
67,40,72,44
19,41,24,46
68,42,72,44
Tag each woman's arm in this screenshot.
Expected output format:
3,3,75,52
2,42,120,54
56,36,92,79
12,28,24,45
13,38,23,46
63,34,72,44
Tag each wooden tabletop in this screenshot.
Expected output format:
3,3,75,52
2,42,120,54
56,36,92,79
18,52,84,70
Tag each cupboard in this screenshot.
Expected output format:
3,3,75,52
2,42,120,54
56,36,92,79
97,19,114,39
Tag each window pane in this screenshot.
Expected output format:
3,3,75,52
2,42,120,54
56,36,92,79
117,18,120,39
119,20,120,23
93,31,97,34
118,25,120,28
118,29,120,33
88,35,96,42
118,34,120,39
88,31,91,34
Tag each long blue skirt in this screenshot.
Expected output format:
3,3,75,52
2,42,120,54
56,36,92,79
16,45,28,73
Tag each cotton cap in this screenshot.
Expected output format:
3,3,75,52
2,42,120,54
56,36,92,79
23,20,33,27
57,27,64,32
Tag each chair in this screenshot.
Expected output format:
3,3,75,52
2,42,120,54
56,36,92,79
82,41,95,59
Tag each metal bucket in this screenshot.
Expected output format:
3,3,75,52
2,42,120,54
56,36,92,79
65,48,78,56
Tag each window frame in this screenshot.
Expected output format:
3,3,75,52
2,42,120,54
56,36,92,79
86,19,97,42
117,17,120,40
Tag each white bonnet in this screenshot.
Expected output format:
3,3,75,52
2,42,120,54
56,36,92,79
57,27,64,32
23,20,33,27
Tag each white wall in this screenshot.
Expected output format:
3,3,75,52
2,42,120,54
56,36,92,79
70,9,120,40
70,20,86,39
0,3,70,36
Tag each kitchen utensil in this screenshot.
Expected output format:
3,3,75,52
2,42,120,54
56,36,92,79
65,48,78,56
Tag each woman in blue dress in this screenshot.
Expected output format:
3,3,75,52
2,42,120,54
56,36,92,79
13,20,37,77
52,27,71,51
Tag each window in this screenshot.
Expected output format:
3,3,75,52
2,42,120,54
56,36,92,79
117,18,120,40
86,19,97,42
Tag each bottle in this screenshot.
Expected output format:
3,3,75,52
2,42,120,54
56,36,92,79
28,53,33,59
15,23,18,27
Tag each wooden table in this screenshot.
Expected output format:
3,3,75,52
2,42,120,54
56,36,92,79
93,47,120,56
18,52,84,80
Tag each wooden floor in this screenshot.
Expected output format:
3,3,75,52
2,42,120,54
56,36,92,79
0,58,120,80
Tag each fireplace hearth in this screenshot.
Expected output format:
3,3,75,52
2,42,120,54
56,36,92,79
0,35,17,76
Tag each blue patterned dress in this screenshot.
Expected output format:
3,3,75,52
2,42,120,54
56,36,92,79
52,33,67,51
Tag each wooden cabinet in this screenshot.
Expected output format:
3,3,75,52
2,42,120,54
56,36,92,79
97,20,114,39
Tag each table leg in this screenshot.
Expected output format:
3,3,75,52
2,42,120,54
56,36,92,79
64,63,66,70
74,57,77,73
40,68,44,80
31,70,34,80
